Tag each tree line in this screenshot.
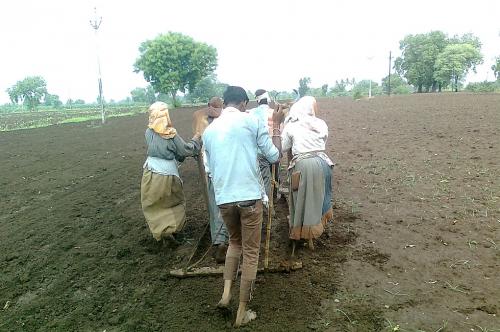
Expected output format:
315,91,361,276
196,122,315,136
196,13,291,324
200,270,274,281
4,30,499,112
395,31,484,92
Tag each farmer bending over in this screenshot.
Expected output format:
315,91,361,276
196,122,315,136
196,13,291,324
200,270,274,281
203,86,280,327
281,96,334,250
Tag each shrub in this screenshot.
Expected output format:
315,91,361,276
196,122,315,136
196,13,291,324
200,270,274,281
465,81,498,93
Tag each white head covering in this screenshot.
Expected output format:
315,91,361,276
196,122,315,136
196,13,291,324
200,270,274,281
285,96,327,136
286,96,316,122
256,91,271,104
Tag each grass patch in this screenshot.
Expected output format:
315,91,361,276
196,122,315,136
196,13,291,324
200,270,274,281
310,292,385,331
1,109,145,132
59,111,141,124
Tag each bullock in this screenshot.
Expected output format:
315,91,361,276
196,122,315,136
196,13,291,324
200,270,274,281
192,97,223,136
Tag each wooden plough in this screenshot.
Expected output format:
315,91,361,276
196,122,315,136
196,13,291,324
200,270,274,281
170,261,302,278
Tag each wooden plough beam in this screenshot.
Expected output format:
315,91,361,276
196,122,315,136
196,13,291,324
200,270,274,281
170,261,302,278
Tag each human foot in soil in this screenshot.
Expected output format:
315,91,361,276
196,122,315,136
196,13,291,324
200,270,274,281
308,238,315,250
234,305,257,328
217,280,232,308
290,239,297,257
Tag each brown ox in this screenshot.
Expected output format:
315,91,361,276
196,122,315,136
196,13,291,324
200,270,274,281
192,97,223,136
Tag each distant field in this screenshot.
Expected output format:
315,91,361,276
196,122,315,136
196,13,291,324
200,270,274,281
0,105,147,131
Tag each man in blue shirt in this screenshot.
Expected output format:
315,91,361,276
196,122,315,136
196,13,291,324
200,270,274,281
203,86,279,327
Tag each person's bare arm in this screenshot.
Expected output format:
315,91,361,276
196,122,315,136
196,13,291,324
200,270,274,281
172,134,201,162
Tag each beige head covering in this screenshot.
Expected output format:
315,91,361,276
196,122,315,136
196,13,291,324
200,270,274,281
148,102,177,139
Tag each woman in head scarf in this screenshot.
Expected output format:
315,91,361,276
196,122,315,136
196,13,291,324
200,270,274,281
141,102,201,245
281,96,334,250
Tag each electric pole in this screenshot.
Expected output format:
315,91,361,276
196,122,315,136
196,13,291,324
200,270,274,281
388,51,392,96
367,56,374,98
90,7,105,124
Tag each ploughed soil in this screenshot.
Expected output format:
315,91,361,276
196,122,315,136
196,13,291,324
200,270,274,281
0,93,499,331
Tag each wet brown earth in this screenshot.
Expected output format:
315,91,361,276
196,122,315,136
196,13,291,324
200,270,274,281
0,93,499,331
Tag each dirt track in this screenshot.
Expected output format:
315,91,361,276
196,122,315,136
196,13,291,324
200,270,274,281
0,93,499,331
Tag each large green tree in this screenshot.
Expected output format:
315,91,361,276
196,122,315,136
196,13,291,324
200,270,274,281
396,31,483,93
434,43,483,92
395,31,448,92
134,32,217,105
6,76,48,111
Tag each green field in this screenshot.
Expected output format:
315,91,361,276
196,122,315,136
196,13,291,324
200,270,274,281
0,105,148,131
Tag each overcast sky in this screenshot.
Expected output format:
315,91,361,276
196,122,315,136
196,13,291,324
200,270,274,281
0,0,499,103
